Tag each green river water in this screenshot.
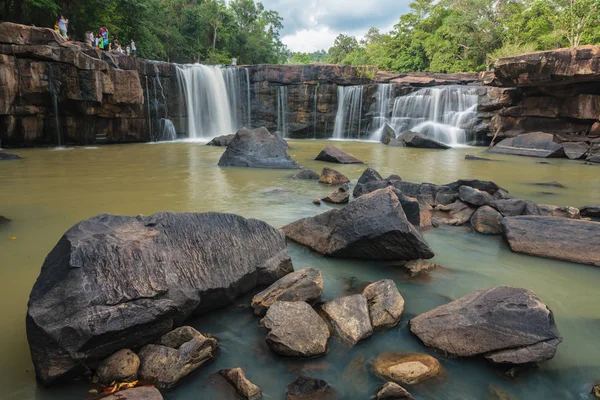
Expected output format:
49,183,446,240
1,140,599,399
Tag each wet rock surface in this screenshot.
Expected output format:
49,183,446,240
263,301,329,357
0,152,21,160
488,132,565,158
376,382,414,399
403,259,439,277
219,367,262,400
218,127,300,169
319,167,350,186
286,376,336,400
372,352,442,385
315,145,364,164
26,211,293,384
283,187,434,260
96,349,140,384
393,131,451,149
410,286,562,364
502,216,600,266
293,169,320,179
102,386,163,400
471,206,504,235
321,294,373,346
206,134,235,146
322,186,350,204
362,280,405,329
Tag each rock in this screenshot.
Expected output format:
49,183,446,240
432,200,477,225
410,286,562,364
403,259,438,277
206,134,235,146
26,212,293,385
459,185,494,206
282,187,435,261
445,179,503,195
493,189,515,200
502,216,600,266
562,142,588,160
0,152,21,160
465,155,494,161
593,384,600,399
219,368,262,400
322,186,350,204
293,169,320,180
313,199,321,205
372,352,442,385
419,204,433,228
376,382,414,399
487,132,565,158
380,123,397,145
319,167,350,186
580,205,600,218
321,294,373,346
96,349,140,384
362,280,405,329
251,267,324,315
396,130,451,149
471,206,504,235
487,386,516,400
539,204,581,219
315,145,364,164
286,376,336,400
218,127,300,169
263,301,329,357
589,154,600,164
532,181,565,188
0,215,10,225
490,199,541,216
102,386,163,400
138,327,218,388
353,167,396,198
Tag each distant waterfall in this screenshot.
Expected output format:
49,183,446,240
333,86,365,139
276,86,289,137
176,65,250,139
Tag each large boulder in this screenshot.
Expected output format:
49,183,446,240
319,167,350,186
459,185,494,206
315,145,364,164
321,294,373,346
395,131,451,149
219,368,262,400
251,267,323,315
0,152,21,160
26,212,293,384
206,134,235,147
487,132,565,158
580,205,600,218
376,382,414,400
410,286,562,364
502,216,600,266
362,280,405,329
96,349,140,384
471,206,504,235
282,187,434,261
490,199,541,216
372,352,442,385
218,127,300,169
286,376,336,400
263,301,330,357
138,327,218,388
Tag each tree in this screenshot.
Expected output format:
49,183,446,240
328,34,359,64
554,0,600,47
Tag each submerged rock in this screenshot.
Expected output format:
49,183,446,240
96,349,140,384
293,169,320,180
319,167,350,186
376,382,414,399
395,131,451,149
321,294,373,346
286,376,336,400
362,280,405,329
410,286,562,364
206,134,235,146
218,127,300,169
315,145,364,164
282,187,435,261
102,386,163,400
372,352,442,385
502,216,600,266
465,155,493,161
459,185,494,206
0,215,10,226
471,206,504,235
539,204,581,219
0,152,21,160
322,186,350,204
26,212,293,384
532,181,565,188
580,205,600,218
263,301,329,357
403,259,439,277
251,267,323,315
490,199,541,216
138,327,218,388
219,368,262,400
487,132,565,158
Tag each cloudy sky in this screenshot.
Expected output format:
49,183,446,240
261,0,411,53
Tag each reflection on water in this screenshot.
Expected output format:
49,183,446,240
1,141,599,399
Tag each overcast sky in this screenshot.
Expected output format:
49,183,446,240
261,0,411,53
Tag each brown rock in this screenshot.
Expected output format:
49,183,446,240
539,204,581,219
432,200,477,226
321,294,373,346
376,382,414,399
322,186,350,204
219,368,262,400
96,349,140,384
319,167,350,185
592,384,600,399
362,280,405,329
372,352,442,385
315,145,363,164
286,376,336,400
471,206,504,235
403,259,438,277
102,386,163,400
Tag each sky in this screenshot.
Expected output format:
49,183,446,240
261,0,412,53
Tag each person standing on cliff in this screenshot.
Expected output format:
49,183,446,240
58,15,68,38
130,39,136,56
100,26,109,51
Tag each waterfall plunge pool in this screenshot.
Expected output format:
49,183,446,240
1,141,599,400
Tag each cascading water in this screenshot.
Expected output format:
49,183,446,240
312,85,319,138
48,67,62,147
157,118,177,141
369,84,392,141
176,65,249,139
333,86,365,139
276,86,289,137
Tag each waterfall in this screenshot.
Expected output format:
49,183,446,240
389,85,478,146
176,64,247,139
369,84,392,141
245,68,251,128
48,67,62,147
276,86,289,138
333,86,364,139
157,118,177,141
312,85,319,138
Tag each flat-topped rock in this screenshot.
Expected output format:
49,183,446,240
321,294,373,346
319,167,350,186
394,131,451,149
372,352,442,385
410,286,562,364
315,145,364,164
502,216,600,266
487,132,565,158
218,127,300,169
322,186,350,204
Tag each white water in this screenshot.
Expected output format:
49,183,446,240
276,86,289,138
333,86,365,139
176,65,249,139
157,118,177,142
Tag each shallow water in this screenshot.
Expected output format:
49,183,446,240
1,141,599,400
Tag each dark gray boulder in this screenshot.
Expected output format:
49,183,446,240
206,134,235,146
471,206,503,235
286,376,336,400
321,294,373,346
315,145,364,164
26,212,293,385
490,199,541,216
588,154,600,164
362,280,404,329
251,267,323,315
487,132,566,158
219,368,262,400
580,205,600,218
396,131,451,149
380,123,396,145
353,168,398,198
410,286,562,364
218,127,300,169
502,216,600,266
459,185,494,206
293,169,320,180
263,301,330,357
0,152,21,160
445,179,502,195
282,187,434,261
562,142,588,160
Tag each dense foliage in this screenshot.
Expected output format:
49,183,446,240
0,0,287,64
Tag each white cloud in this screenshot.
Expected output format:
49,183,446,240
281,27,339,53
